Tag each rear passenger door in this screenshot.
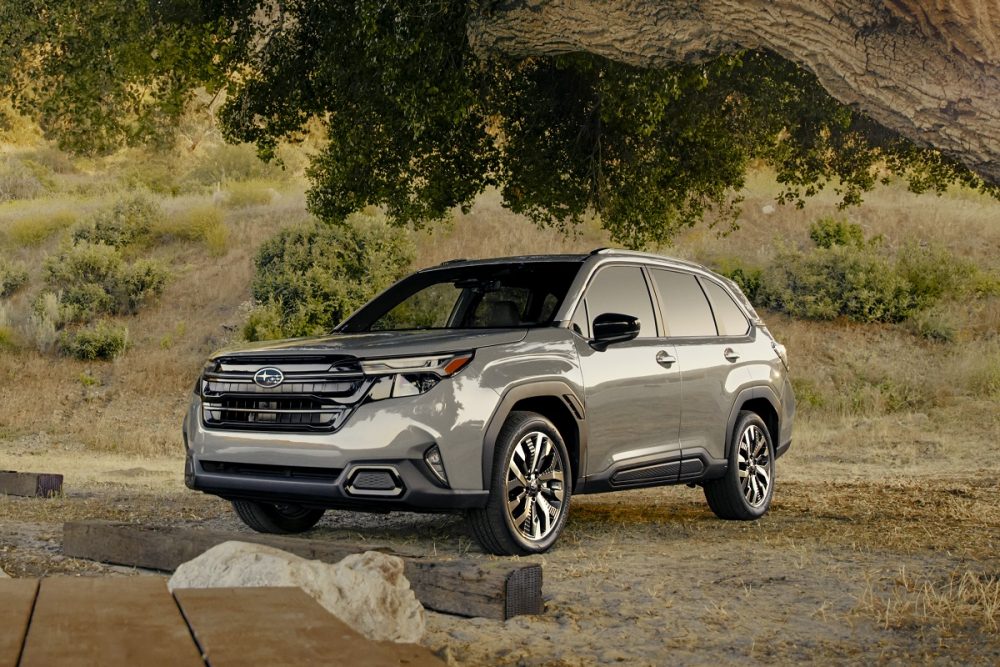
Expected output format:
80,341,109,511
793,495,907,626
649,269,753,467
573,265,682,477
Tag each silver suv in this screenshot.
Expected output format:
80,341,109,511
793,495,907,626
183,249,794,555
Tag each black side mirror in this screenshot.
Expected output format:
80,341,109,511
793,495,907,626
591,312,641,351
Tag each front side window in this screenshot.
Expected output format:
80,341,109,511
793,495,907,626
651,269,717,337
583,265,657,338
341,262,582,332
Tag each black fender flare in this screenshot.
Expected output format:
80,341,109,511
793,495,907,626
481,381,588,491
725,385,782,456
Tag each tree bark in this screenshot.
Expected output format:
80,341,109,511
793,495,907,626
469,1,1000,184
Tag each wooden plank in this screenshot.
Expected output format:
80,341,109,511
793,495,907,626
0,471,63,498
174,587,444,666
0,578,38,667
19,577,204,667
63,521,543,620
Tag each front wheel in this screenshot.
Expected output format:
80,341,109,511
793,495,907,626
232,499,325,534
468,411,572,555
704,411,775,520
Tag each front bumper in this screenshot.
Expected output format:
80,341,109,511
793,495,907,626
184,448,488,512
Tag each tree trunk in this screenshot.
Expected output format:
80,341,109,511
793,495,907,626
469,1,1000,184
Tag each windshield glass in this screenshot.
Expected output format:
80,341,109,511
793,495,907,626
340,261,583,332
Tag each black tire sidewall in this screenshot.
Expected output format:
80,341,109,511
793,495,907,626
728,412,775,518
492,413,572,554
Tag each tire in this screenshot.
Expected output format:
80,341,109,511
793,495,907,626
232,499,325,534
468,411,572,556
704,411,775,520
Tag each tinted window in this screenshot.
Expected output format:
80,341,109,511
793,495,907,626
701,279,750,336
651,269,717,337
585,266,656,338
342,261,581,332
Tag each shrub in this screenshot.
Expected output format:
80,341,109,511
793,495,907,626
58,321,129,361
42,242,168,322
244,210,414,341
895,243,978,311
224,180,275,208
0,260,28,297
757,245,915,323
808,217,865,249
73,192,161,248
152,205,229,255
6,211,77,246
183,143,286,187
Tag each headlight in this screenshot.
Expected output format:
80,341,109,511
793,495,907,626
364,352,473,401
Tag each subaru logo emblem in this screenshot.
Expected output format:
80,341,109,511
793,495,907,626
253,367,284,388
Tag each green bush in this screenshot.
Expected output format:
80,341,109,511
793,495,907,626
0,259,28,297
6,211,77,246
183,143,287,187
224,180,275,208
808,217,865,249
245,210,414,341
58,321,129,360
757,245,916,323
42,242,168,322
73,192,162,248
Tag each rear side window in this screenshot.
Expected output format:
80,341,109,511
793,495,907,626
701,279,750,336
584,266,657,338
650,269,717,337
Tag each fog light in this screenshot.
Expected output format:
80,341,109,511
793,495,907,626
424,446,449,486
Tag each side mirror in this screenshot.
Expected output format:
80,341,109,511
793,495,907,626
591,312,641,351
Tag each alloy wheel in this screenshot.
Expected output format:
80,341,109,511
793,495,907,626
505,431,566,541
737,424,772,507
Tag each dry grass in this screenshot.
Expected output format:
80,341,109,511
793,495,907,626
858,568,1000,634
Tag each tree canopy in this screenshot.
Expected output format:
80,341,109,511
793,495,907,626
1,1,995,248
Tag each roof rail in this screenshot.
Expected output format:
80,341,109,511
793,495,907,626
589,247,611,255
439,258,468,265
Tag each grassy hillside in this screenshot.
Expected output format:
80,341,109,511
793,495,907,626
0,138,998,471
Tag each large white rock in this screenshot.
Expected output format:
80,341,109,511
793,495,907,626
168,541,425,643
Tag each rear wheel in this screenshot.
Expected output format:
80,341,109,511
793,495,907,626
704,411,775,520
468,411,571,555
232,499,325,534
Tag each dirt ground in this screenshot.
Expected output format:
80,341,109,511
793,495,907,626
2,424,998,666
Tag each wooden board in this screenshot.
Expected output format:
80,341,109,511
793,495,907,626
0,471,63,498
18,577,204,667
0,578,38,667
63,521,543,619
174,587,443,667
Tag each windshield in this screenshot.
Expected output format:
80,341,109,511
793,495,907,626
339,261,583,332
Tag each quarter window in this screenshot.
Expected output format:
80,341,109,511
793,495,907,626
650,269,717,337
701,279,750,336
584,266,657,338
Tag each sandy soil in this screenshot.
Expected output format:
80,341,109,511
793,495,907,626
2,429,998,666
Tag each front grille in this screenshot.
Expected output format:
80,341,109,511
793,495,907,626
200,460,342,482
201,355,371,433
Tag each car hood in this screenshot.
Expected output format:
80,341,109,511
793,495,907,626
212,328,528,360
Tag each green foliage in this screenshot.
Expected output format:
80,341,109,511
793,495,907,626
153,205,229,255
245,210,414,341
808,218,865,249
184,144,288,187
5,211,77,246
58,321,129,361
0,259,28,297
3,3,995,246
73,192,162,248
223,181,274,209
716,220,989,324
42,242,168,322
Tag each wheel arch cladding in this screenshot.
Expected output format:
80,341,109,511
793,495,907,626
482,382,586,491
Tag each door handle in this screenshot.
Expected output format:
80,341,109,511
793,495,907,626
656,350,676,367
723,347,740,362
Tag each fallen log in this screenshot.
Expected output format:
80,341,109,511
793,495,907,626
62,521,543,620
0,471,63,498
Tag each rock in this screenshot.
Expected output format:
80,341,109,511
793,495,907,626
0,566,9,578
761,204,776,215
168,541,425,643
